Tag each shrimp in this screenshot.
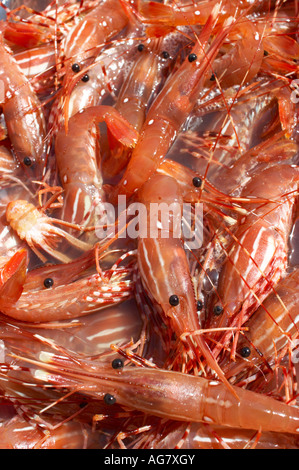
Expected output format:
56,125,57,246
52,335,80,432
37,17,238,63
108,6,235,203
0,32,46,177
55,105,138,227
21,352,299,434
13,44,57,93
136,173,236,394
208,164,299,359
6,199,93,263
0,257,133,323
222,269,299,381
103,37,172,179
0,415,98,449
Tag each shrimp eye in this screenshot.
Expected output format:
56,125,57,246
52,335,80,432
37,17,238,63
23,157,32,166
137,44,144,52
169,295,179,306
213,305,223,316
161,51,170,59
263,50,269,56
81,74,89,82
104,393,116,405
240,346,251,358
192,176,202,188
71,63,80,73
112,358,124,369
197,300,203,311
44,278,54,288
210,73,216,81
188,53,197,63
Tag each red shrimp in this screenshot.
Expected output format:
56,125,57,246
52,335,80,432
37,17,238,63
19,351,299,435
208,164,299,359
0,33,46,177
136,173,236,394
108,6,235,203
103,37,172,179
0,415,98,449
55,105,138,227
222,268,299,381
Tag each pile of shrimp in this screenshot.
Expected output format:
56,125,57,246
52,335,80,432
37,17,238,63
0,0,299,449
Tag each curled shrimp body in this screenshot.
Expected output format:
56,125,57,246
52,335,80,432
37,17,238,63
209,164,299,358
27,353,299,435
55,105,138,226
108,7,234,203
222,269,299,380
0,34,46,177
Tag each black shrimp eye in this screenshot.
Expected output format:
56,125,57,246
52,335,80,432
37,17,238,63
188,53,197,63
240,346,251,358
104,393,116,405
213,305,223,316
197,300,203,311
23,156,32,166
137,44,144,52
263,50,269,56
44,278,54,288
169,294,179,306
81,74,89,82
192,176,202,188
210,73,216,81
112,358,124,369
161,50,170,59
71,63,80,73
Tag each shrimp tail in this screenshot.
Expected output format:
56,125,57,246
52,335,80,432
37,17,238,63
0,249,28,304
